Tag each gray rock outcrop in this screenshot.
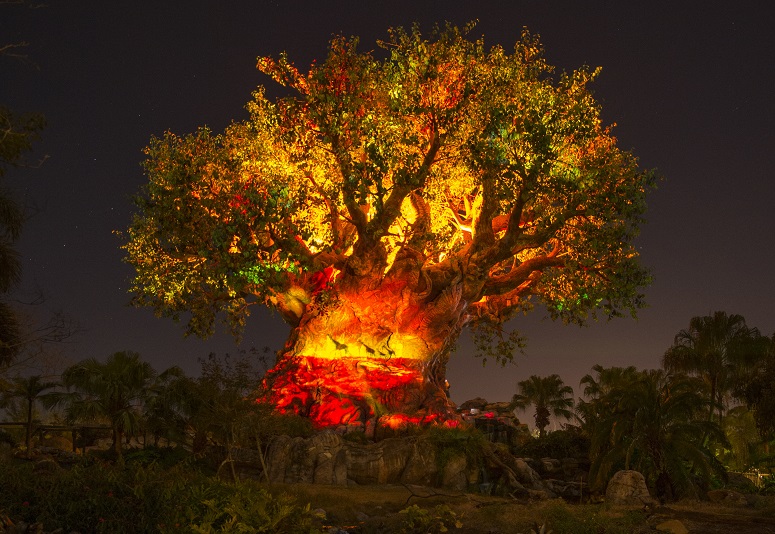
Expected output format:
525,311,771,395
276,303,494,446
605,470,656,506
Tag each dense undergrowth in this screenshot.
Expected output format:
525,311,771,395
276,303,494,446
0,448,322,533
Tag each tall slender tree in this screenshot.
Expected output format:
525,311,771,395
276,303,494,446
0,374,60,457
1,32,46,367
510,374,574,437
576,364,640,432
663,312,763,426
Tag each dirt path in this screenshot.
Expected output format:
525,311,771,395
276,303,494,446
650,505,775,534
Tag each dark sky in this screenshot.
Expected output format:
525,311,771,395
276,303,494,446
3,1,775,416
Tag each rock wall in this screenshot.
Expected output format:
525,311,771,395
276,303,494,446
261,431,555,497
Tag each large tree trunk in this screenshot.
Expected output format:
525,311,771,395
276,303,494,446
262,271,468,435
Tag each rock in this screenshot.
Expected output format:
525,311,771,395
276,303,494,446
400,437,437,486
355,511,369,521
265,433,348,485
441,452,468,491
347,437,413,485
540,457,560,474
484,401,514,415
527,489,552,500
726,472,758,492
33,456,61,474
707,488,748,506
459,397,489,412
546,479,584,500
655,519,689,534
605,470,656,506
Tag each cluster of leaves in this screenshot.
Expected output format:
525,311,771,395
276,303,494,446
426,424,487,475
510,374,574,437
515,425,590,461
0,456,321,533
398,504,463,533
536,501,645,534
0,100,45,366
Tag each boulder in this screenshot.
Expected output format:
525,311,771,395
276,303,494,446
459,397,489,412
400,437,438,486
441,452,468,491
605,470,656,506
707,488,748,506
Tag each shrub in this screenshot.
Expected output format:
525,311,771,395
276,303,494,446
398,504,462,533
515,426,590,460
0,455,321,533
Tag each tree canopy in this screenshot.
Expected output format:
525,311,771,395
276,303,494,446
125,24,655,363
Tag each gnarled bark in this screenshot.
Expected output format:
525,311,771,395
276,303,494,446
262,271,467,433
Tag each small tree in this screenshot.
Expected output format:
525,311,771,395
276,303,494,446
58,351,156,459
735,335,775,440
0,374,60,457
510,374,574,437
663,312,765,426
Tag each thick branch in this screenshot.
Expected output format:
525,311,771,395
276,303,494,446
369,131,441,240
331,139,368,241
469,170,500,251
484,241,562,294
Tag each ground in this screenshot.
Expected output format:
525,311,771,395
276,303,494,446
280,483,775,533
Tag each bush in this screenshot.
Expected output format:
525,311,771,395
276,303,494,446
0,455,321,533
398,504,462,533
426,425,487,472
515,426,590,460
538,501,646,534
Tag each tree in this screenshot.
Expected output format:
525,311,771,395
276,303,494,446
1,17,46,367
0,374,59,457
123,24,655,431
576,364,640,431
662,312,764,426
735,335,775,440
58,351,156,459
510,374,574,437
587,369,727,501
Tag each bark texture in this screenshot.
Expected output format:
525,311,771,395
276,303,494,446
262,271,466,432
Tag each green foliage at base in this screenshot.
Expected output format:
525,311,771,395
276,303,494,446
538,501,646,534
426,425,487,473
398,504,463,533
0,455,320,533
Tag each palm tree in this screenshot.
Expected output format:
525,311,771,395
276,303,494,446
588,369,727,501
576,364,640,434
0,374,60,457
663,312,765,426
510,374,574,437
58,351,156,459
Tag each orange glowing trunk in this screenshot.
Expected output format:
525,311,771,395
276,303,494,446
262,272,466,434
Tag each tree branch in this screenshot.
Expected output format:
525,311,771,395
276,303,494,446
369,131,441,240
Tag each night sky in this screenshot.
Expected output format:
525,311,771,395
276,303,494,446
3,2,775,417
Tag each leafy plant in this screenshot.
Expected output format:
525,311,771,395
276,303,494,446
398,504,462,533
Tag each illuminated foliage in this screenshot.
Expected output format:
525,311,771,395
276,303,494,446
124,24,655,428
